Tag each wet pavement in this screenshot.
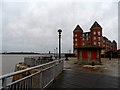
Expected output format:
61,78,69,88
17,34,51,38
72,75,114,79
49,70,118,88
64,59,119,77
48,59,119,88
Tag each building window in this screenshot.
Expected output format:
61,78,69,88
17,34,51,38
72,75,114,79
83,43,85,46
103,40,105,43
82,38,85,41
94,42,96,45
75,43,77,46
82,34,85,37
75,38,77,41
86,37,88,41
98,31,100,36
94,37,96,40
98,42,100,46
98,37,100,41
94,31,96,35
86,33,88,36
75,34,77,37
103,44,105,47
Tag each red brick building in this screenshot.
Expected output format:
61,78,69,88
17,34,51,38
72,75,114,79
73,21,117,64
102,36,117,58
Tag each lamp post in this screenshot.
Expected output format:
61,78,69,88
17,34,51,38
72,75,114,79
54,49,55,57
58,29,62,59
56,47,58,58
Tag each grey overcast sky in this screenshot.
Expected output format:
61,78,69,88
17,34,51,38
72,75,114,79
1,0,119,53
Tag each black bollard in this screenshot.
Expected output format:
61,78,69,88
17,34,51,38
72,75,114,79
92,62,95,66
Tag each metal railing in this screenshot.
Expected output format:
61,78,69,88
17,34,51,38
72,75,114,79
0,59,64,90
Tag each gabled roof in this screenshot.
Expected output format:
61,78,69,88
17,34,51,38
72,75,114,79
90,21,102,30
74,25,83,32
102,36,108,40
113,40,117,44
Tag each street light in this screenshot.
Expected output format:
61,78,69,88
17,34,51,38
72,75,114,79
54,48,55,57
58,29,62,59
56,47,58,58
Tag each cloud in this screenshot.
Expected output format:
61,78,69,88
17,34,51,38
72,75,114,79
2,1,118,53
118,1,120,49
0,2,2,53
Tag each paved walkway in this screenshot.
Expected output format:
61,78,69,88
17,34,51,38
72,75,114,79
49,70,118,88
64,59,119,77
47,59,119,88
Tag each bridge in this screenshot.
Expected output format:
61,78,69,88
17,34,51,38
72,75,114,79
0,59,119,89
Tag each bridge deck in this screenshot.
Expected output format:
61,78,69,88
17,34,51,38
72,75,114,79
47,60,119,88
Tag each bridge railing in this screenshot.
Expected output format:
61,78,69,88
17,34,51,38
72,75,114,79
0,59,63,90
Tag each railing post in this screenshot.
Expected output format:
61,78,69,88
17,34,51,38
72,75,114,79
62,59,64,71
2,78,7,89
30,76,32,88
39,67,43,90
52,62,55,80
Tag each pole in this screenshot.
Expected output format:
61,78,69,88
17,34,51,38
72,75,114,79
54,49,55,57
58,29,62,59
59,34,61,59
56,47,58,58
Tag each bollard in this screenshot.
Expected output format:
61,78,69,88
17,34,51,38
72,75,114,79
92,62,95,66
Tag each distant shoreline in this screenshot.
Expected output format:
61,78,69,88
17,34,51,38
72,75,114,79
0,52,72,58
1,52,40,54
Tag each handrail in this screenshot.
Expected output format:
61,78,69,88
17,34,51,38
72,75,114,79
0,59,62,79
0,59,64,89
7,71,41,86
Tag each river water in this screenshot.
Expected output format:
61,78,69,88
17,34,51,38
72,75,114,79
0,54,52,88
1,54,44,75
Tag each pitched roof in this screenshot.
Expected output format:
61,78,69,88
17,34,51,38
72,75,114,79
102,36,108,40
113,40,117,44
74,25,83,32
90,21,102,30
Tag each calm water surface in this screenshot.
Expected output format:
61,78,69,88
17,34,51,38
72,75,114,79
0,54,44,88
2,54,43,75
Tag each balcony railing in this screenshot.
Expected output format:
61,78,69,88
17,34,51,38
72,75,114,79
0,59,63,90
